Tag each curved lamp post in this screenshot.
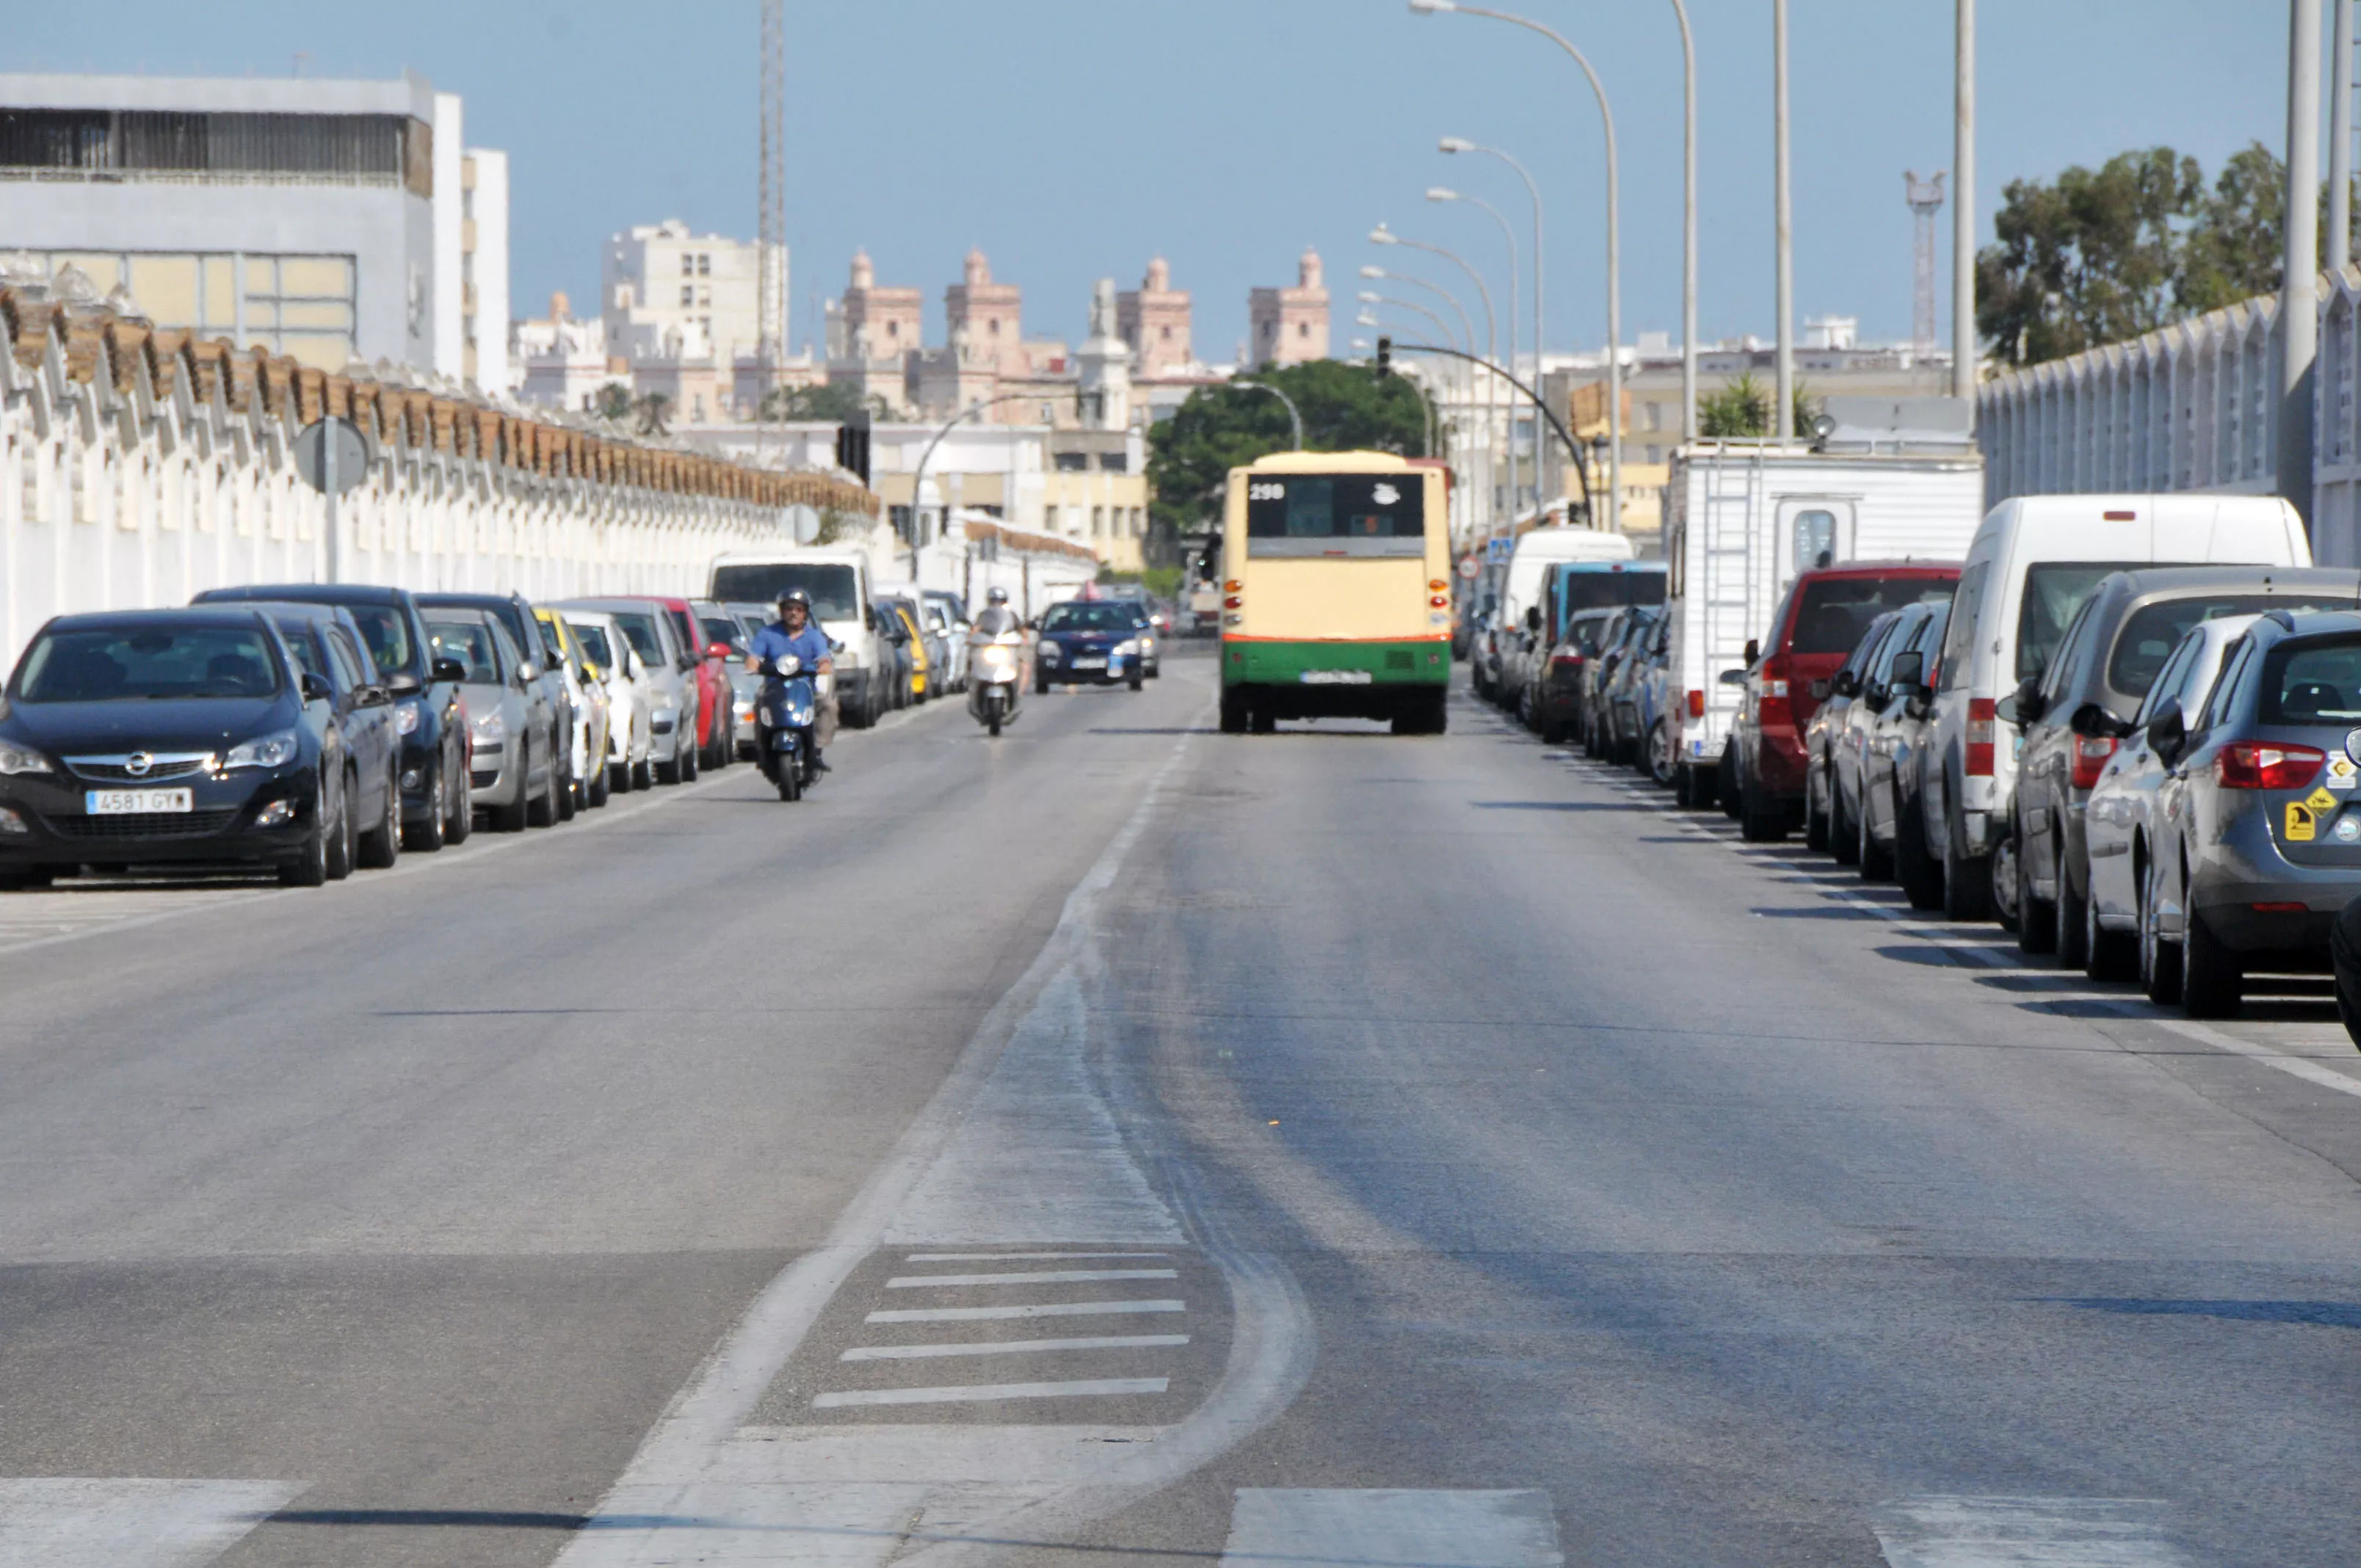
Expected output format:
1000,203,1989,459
1430,185,1523,518
1230,377,1305,451
1371,223,1499,534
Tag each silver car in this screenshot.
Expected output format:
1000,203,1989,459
2137,608,2361,1016
423,609,561,832
557,598,698,784
562,610,653,792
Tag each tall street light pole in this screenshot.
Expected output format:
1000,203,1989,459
1360,264,1477,352
1439,136,1542,418
1430,186,1522,518
1954,0,1976,418
1670,0,1697,441
1359,294,1463,352
1411,0,1620,531
1373,224,1499,533
1773,0,1794,440
2282,0,2323,531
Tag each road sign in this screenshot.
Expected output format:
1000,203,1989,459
784,503,822,545
293,417,373,497
1457,555,1481,580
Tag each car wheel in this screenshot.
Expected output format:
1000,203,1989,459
1804,764,1830,851
2180,890,2244,1018
1943,808,1992,922
2086,871,2138,981
490,767,529,832
281,784,333,887
443,758,472,844
1739,769,1788,842
1220,690,1248,734
357,765,401,870
588,761,611,808
2053,838,2089,969
2332,898,2361,1048
1672,762,1695,806
526,750,559,829
556,749,579,821
1129,669,1145,692
679,726,700,783
2139,850,2183,1006
1857,783,1894,880
1647,722,1675,788
655,742,682,785
2015,817,2056,954
1829,779,1859,865
405,761,447,853
324,769,356,882
0,869,54,890
631,758,653,791
1719,755,1743,821
1896,791,1945,911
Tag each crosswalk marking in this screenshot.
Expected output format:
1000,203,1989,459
866,1297,1186,1324
0,1478,302,1568
1870,1495,2189,1567
841,1333,1188,1361
812,1376,1167,1408
1220,1489,1562,1568
883,1268,1177,1288
902,1251,1171,1263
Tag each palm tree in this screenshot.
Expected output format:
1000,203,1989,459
635,392,672,438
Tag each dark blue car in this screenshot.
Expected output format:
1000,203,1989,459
1033,600,1147,692
0,607,345,887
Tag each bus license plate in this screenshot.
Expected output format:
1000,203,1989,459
87,788,193,815
1299,670,1372,685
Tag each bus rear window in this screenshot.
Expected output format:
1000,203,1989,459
1246,475,1424,557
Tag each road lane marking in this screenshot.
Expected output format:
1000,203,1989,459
841,1335,1189,1361
866,1299,1186,1324
1220,1488,1563,1567
902,1251,1171,1262
0,1478,302,1568
1870,1495,2188,1567
884,1268,1177,1288
813,1378,1168,1408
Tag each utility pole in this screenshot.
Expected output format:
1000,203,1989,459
2283,0,2322,532
757,0,786,404
1772,0,1794,441
1954,0,1977,421
2334,0,2355,269
1906,172,1945,358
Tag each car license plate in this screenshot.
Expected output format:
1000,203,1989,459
1071,657,1106,669
86,788,193,815
1300,669,1373,685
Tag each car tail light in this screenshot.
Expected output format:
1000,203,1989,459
1429,595,1449,608
2252,901,2309,912
1687,689,1705,719
1755,658,1791,727
2216,741,2325,791
1966,696,1996,776
1223,595,1242,610
1551,650,1586,669
2070,733,2118,790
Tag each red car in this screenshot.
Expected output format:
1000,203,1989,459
1727,560,1962,841
644,595,738,770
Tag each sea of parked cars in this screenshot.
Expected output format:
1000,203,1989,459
1479,493,2361,1023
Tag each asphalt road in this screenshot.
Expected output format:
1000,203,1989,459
3,647,2357,1567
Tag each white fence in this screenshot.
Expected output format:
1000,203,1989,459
1976,266,2361,566
0,288,877,672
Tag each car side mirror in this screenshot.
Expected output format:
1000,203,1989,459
677,653,696,673
385,670,423,695
515,659,540,686
429,657,467,684
1887,650,1924,692
1904,691,1932,721
2012,672,2048,725
1524,606,1541,633
706,642,733,659
357,683,391,708
1743,637,1761,665
2146,698,2188,762
2069,700,2130,739
300,671,333,703
1808,678,1833,702
1717,668,1748,687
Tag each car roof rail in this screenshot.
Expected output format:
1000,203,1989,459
2266,608,2299,632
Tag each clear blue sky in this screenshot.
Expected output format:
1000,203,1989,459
4,1,2326,360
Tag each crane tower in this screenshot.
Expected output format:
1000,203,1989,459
1904,170,1946,358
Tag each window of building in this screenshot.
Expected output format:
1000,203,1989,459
1099,452,1127,473
1160,325,1172,341
32,250,357,371
887,321,899,338
1092,507,1106,537
1298,321,1309,338
681,286,694,306
680,254,695,275
697,254,711,276
988,319,999,337
1053,451,1089,472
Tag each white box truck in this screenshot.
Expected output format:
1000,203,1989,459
1661,438,1987,806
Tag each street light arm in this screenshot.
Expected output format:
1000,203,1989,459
1233,377,1305,451
1384,340,1592,521
1367,296,1461,352
911,391,1057,545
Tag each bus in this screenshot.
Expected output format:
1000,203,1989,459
1218,451,1453,735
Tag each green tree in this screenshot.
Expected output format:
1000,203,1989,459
2178,141,2285,313
1976,147,2199,366
760,382,884,423
595,382,634,422
635,391,671,438
1699,371,1769,438
1145,359,1429,556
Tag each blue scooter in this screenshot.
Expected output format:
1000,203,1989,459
759,653,819,802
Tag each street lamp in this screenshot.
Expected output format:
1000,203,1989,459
1360,264,1476,353
1359,291,1462,350
1440,135,1545,443
1232,377,1305,451
1429,184,1523,518
1412,0,1622,530
1371,222,1500,533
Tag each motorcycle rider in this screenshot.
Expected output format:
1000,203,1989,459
746,588,836,773
973,585,1022,637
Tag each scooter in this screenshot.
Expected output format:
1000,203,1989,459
968,631,1026,737
758,653,824,802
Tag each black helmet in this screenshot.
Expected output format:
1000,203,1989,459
987,587,1010,605
777,587,813,613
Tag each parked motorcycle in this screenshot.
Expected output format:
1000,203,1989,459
968,631,1026,737
758,653,824,802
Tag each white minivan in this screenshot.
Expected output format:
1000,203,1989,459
708,548,886,727
1484,526,1636,705
1922,493,2312,921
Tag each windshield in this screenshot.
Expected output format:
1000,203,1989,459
2260,636,2361,725
571,623,616,669
2017,563,2148,680
610,611,667,665
709,564,860,620
1246,473,1424,557
346,604,417,676
17,625,283,702
425,618,501,684
2109,595,2348,698
1042,603,1138,633
700,616,746,654
1792,576,1956,656
1560,570,1667,618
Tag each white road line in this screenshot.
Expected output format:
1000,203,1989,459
902,1251,1170,1263
841,1333,1189,1362
0,1478,303,1568
883,1268,1177,1288
1221,1489,1563,1568
866,1299,1186,1324
812,1377,1168,1408
1870,1495,2189,1567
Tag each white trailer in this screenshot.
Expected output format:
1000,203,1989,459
1662,439,1986,800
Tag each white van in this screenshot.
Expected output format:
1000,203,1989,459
1922,493,2313,919
1483,526,1635,703
708,547,886,727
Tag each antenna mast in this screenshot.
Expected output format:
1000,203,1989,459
758,0,786,396
1904,170,1946,358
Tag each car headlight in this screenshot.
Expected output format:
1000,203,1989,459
396,700,421,736
1040,643,1062,663
470,709,507,744
222,730,300,771
1114,639,1140,656
0,739,53,776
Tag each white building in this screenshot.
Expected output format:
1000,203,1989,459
0,70,507,388
602,219,781,378
512,292,620,413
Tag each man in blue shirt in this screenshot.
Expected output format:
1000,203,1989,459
746,588,836,772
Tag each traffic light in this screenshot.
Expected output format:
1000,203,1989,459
1375,336,1393,378
833,409,871,487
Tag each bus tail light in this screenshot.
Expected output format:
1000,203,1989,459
2070,733,2118,790
1429,578,1450,592
1686,689,1705,719
1223,595,1243,610
1223,579,1242,593
1966,697,1996,776
2217,741,2324,791
1429,595,1449,608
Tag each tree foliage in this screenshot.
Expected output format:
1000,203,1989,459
1697,371,1818,440
1145,360,1429,548
761,381,885,423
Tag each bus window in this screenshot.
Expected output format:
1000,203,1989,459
1246,474,1425,557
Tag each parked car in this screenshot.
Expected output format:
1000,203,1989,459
556,598,700,783
2082,614,2263,982
1857,603,1951,900
708,547,887,727
1923,493,2313,923
0,607,357,887
1535,607,1616,745
1491,528,1638,710
1832,606,1934,871
870,601,914,711
1632,619,1679,785
534,607,612,811
248,600,405,876
1579,609,1647,762
423,608,562,832
1601,608,1668,764
1527,561,1667,734
420,592,578,819
1034,599,1147,690
562,609,654,791
924,590,974,689
1727,562,1960,842
720,604,771,760
1804,612,1899,854
877,595,936,703
2006,567,2361,964
194,583,471,851
639,595,735,770
1098,592,1161,678
2131,608,2361,1015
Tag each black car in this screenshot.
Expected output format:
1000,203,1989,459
194,584,470,850
419,591,577,818
1034,600,1147,690
246,601,405,877
0,607,352,887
